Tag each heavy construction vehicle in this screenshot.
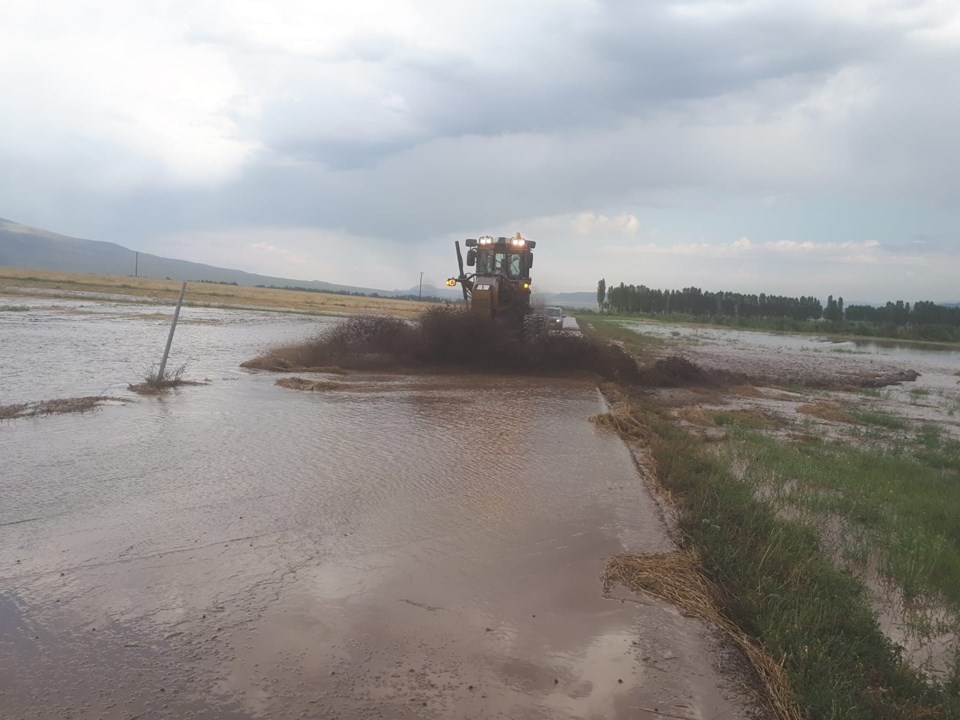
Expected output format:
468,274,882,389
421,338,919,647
446,233,546,336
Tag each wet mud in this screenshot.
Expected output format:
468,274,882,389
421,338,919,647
0,395,129,420
244,309,642,382
621,320,940,389
0,306,764,720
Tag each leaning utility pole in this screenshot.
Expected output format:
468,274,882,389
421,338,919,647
418,272,424,301
157,282,187,382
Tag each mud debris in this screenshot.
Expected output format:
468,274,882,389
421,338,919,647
128,379,206,395
633,356,743,388
0,396,129,420
245,309,642,381
274,377,344,392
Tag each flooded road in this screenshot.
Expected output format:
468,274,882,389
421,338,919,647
1,301,758,719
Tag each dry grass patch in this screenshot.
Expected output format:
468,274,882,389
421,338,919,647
0,396,127,419
733,384,767,398
0,266,435,319
797,401,857,424
676,406,717,426
603,553,802,720
589,405,652,442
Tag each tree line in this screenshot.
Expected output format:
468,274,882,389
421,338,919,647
596,280,960,341
601,282,825,320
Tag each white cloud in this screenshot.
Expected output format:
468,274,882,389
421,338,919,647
0,2,258,190
573,212,642,237
0,0,958,300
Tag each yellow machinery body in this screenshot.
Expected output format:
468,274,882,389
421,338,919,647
447,233,537,327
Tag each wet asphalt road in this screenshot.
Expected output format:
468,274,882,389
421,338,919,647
1,303,758,719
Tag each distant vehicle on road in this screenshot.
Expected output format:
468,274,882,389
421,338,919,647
545,306,564,332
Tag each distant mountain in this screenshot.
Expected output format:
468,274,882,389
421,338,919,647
394,283,462,301
0,217,385,296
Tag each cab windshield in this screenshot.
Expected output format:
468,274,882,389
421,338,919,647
477,250,523,278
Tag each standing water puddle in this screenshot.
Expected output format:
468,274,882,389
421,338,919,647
1,301,759,719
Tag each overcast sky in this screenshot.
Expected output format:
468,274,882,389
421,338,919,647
2,1,958,300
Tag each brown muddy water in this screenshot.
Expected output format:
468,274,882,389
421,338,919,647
1,301,759,720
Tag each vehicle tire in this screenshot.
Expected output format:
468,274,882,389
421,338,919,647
522,314,546,341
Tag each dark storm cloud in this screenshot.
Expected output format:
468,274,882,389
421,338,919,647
1,1,958,296
245,2,899,172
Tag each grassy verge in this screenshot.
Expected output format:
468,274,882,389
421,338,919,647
577,316,666,362
605,394,957,718
719,422,960,607
580,311,960,346
585,319,959,718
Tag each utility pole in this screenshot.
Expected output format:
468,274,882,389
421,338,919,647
135,251,139,278
418,271,423,301
157,282,187,382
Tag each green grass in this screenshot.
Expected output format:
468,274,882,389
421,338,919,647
611,396,957,718
713,410,786,431
849,408,910,430
721,425,960,607
583,319,959,715
586,310,960,345
576,315,665,362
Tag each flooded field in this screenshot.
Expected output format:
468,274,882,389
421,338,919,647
620,318,960,682
623,319,960,439
0,298,333,404
1,300,760,719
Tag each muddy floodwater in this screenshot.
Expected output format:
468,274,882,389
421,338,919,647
625,319,960,439
1,300,758,720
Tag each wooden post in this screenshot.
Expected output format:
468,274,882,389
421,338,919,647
157,282,187,382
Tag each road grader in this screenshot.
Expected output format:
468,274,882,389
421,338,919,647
446,233,546,337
